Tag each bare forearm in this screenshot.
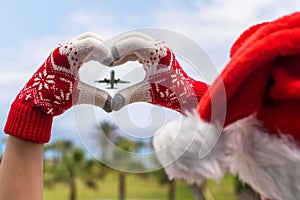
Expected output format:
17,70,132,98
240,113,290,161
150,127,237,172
0,136,44,200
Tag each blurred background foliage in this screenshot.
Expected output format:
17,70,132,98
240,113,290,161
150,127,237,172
0,120,260,200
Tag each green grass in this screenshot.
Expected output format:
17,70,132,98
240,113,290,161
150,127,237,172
206,174,239,200
44,172,239,200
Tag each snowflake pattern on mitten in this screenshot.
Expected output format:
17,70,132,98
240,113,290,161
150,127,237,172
5,33,113,143
138,41,208,113
17,41,84,116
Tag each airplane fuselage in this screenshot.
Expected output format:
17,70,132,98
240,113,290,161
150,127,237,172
109,70,116,89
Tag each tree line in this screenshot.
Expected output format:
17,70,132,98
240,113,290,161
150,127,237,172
43,120,186,200
0,121,260,200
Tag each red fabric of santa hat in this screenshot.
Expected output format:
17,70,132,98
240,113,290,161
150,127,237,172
199,12,300,141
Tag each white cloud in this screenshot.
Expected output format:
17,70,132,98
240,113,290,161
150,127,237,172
151,0,300,67
61,9,120,38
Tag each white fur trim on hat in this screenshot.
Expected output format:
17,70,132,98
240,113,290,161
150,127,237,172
226,116,300,200
152,111,228,185
153,113,300,200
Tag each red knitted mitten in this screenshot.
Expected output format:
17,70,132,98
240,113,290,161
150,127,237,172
5,32,114,143
111,32,208,114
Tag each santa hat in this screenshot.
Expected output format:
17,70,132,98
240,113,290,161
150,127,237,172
153,12,300,200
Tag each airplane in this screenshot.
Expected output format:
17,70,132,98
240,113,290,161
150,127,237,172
95,70,130,89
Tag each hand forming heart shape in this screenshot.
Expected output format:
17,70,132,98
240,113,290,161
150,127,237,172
109,31,209,114
4,31,208,143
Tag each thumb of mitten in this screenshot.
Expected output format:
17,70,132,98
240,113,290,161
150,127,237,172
76,81,112,112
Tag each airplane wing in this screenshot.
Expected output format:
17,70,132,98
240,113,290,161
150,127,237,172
95,78,109,83
115,79,130,84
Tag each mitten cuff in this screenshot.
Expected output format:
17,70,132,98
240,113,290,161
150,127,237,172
4,101,53,143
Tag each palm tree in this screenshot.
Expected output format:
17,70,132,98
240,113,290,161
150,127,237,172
44,140,105,200
95,120,118,162
94,120,147,200
114,137,147,200
95,120,127,200
189,183,206,200
153,168,176,200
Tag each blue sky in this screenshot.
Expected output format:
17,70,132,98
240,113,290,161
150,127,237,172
0,0,300,148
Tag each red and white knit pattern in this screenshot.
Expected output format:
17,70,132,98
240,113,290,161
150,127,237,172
17,41,81,116
139,41,208,113
5,32,116,143
4,40,88,143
